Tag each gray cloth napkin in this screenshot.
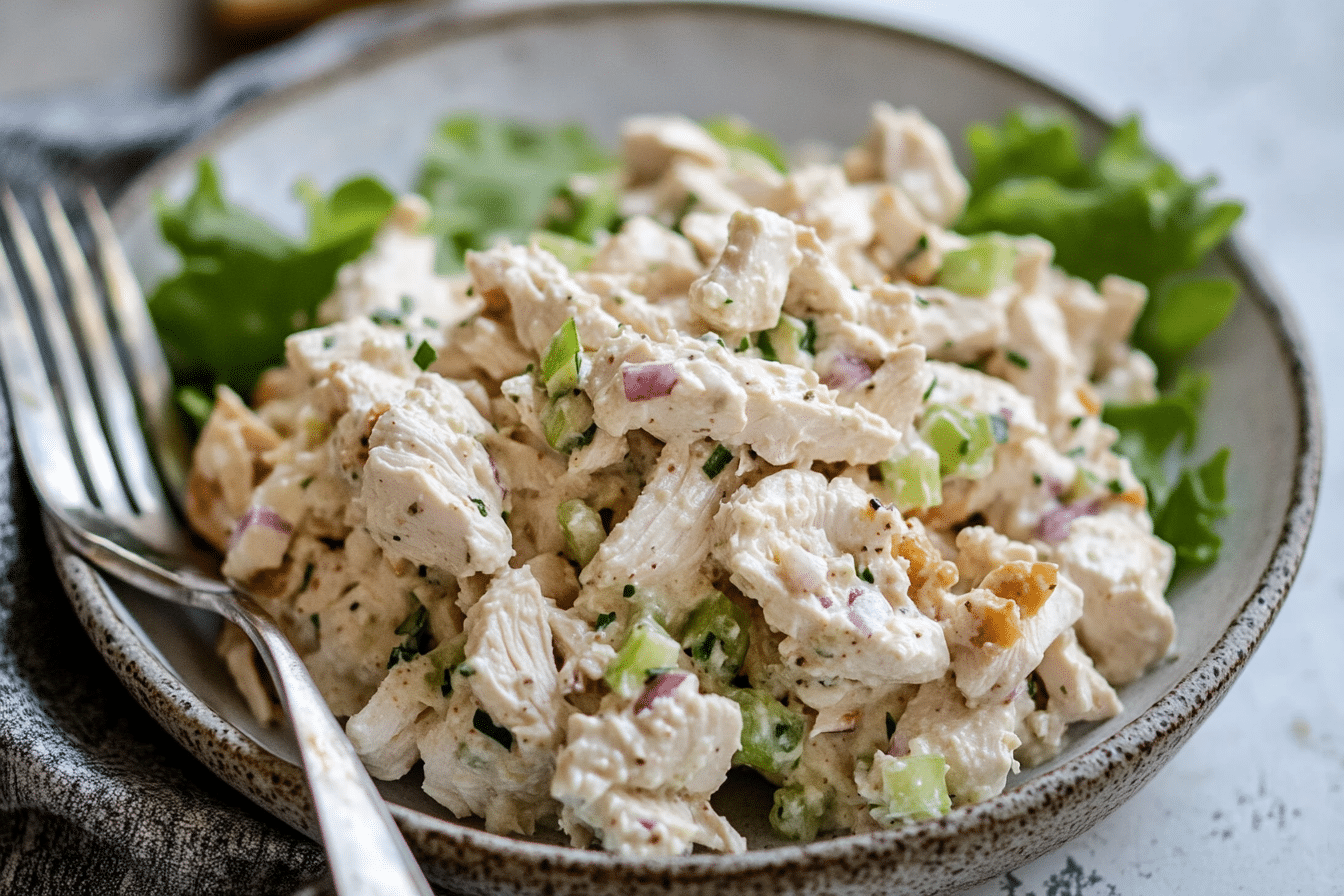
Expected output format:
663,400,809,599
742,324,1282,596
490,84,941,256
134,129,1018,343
0,5,431,893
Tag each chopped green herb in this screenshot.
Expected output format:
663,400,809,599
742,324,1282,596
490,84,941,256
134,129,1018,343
1006,350,1031,370
369,308,404,327
472,709,514,750
702,444,733,479
387,602,431,668
413,339,437,370
901,233,930,266
595,612,616,631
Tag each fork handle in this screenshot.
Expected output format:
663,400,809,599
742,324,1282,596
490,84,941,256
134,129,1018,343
216,589,436,896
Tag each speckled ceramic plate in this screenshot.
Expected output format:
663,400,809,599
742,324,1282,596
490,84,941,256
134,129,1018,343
58,2,1321,894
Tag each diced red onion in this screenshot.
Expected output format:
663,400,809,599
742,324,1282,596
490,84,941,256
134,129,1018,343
1034,499,1102,543
820,355,873,391
886,732,910,757
487,453,507,499
847,607,873,638
816,593,834,609
638,819,657,831
635,671,689,714
228,506,291,551
784,561,824,595
622,363,679,401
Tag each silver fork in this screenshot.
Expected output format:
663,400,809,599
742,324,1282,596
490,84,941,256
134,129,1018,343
0,184,435,896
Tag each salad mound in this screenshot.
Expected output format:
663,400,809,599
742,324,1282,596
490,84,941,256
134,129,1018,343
170,104,1238,855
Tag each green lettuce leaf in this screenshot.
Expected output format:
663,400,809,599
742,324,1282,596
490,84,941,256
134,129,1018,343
1154,448,1230,576
961,107,1242,576
1102,371,1206,499
960,110,1243,298
414,116,618,270
149,160,395,397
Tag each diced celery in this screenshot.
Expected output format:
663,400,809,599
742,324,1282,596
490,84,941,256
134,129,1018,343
541,391,595,453
755,313,812,366
531,230,598,272
919,403,997,479
703,115,789,173
603,618,682,698
424,633,468,696
936,235,1017,296
873,752,950,824
769,783,830,842
879,438,943,511
727,687,804,778
540,317,582,396
557,498,605,566
679,592,750,682
176,385,214,429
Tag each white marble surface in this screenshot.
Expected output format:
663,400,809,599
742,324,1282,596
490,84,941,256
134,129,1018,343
3,0,1340,892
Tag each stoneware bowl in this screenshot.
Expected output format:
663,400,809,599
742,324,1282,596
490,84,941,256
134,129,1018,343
57,2,1320,894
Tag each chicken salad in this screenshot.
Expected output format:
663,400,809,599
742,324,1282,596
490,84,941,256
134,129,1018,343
177,103,1230,855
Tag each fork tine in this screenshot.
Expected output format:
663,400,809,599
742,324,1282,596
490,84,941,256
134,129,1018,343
0,186,131,518
80,186,191,506
0,194,89,517
39,186,170,519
